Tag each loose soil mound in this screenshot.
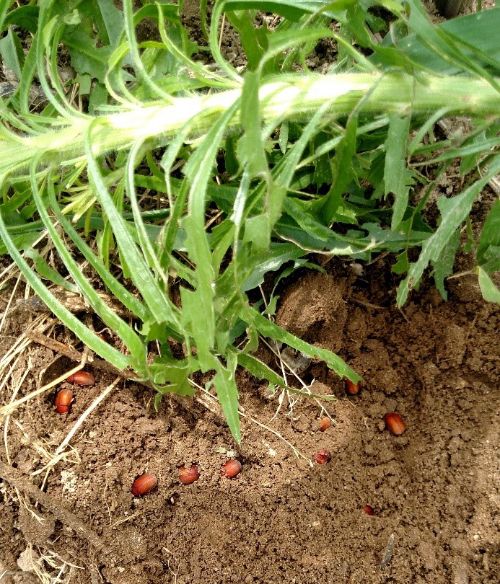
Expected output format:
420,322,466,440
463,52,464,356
0,263,498,583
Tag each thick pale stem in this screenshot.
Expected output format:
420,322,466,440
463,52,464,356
2,73,499,174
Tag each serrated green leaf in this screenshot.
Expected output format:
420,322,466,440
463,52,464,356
432,228,460,300
0,28,23,80
478,200,500,267
226,11,266,70
243,213,271,251
180,285,214,371
285,197,336,243
88,83,108,112
321,114,358,223
237,351,287,388
239,70,268,177
244,306,361,382
64,28,111,82
148,356,194,396
398,156,500,306
182,104,239,356
97,0,124,47
275,219,365,255
403,0,500,87
237,352,335,400
388,7,500,76
241,243,304,291
214,355,241,443
392,251,410,275
385,114,411,230
0,230,41,256
25,249,78,293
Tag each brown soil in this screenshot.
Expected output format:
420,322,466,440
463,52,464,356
1,4,499,582
1,261,498,584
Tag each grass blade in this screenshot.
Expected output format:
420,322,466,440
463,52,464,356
244,306,361,382
0,205,130,369
48,192,150,321
31,170,147,369
85,122,181,329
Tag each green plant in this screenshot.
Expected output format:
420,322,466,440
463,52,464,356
0,0,499,441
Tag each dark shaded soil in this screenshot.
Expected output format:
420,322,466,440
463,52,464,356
1,261,498,583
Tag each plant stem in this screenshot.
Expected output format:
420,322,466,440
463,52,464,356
2,73,499,174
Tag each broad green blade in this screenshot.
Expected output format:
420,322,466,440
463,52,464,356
477,267,500,304
385,113,411,230
214,355,241,443
387,7,500,76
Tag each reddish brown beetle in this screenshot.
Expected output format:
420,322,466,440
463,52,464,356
67,371,95,386
345,380,360,395
363,504,375,516
384,412,406,436
318,417,331,432
131,473,158,497
178,465,200,485
221,459,242,479
54,388,74,414
314,449,332,465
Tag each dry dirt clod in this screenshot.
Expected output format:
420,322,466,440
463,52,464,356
276,273,348,353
